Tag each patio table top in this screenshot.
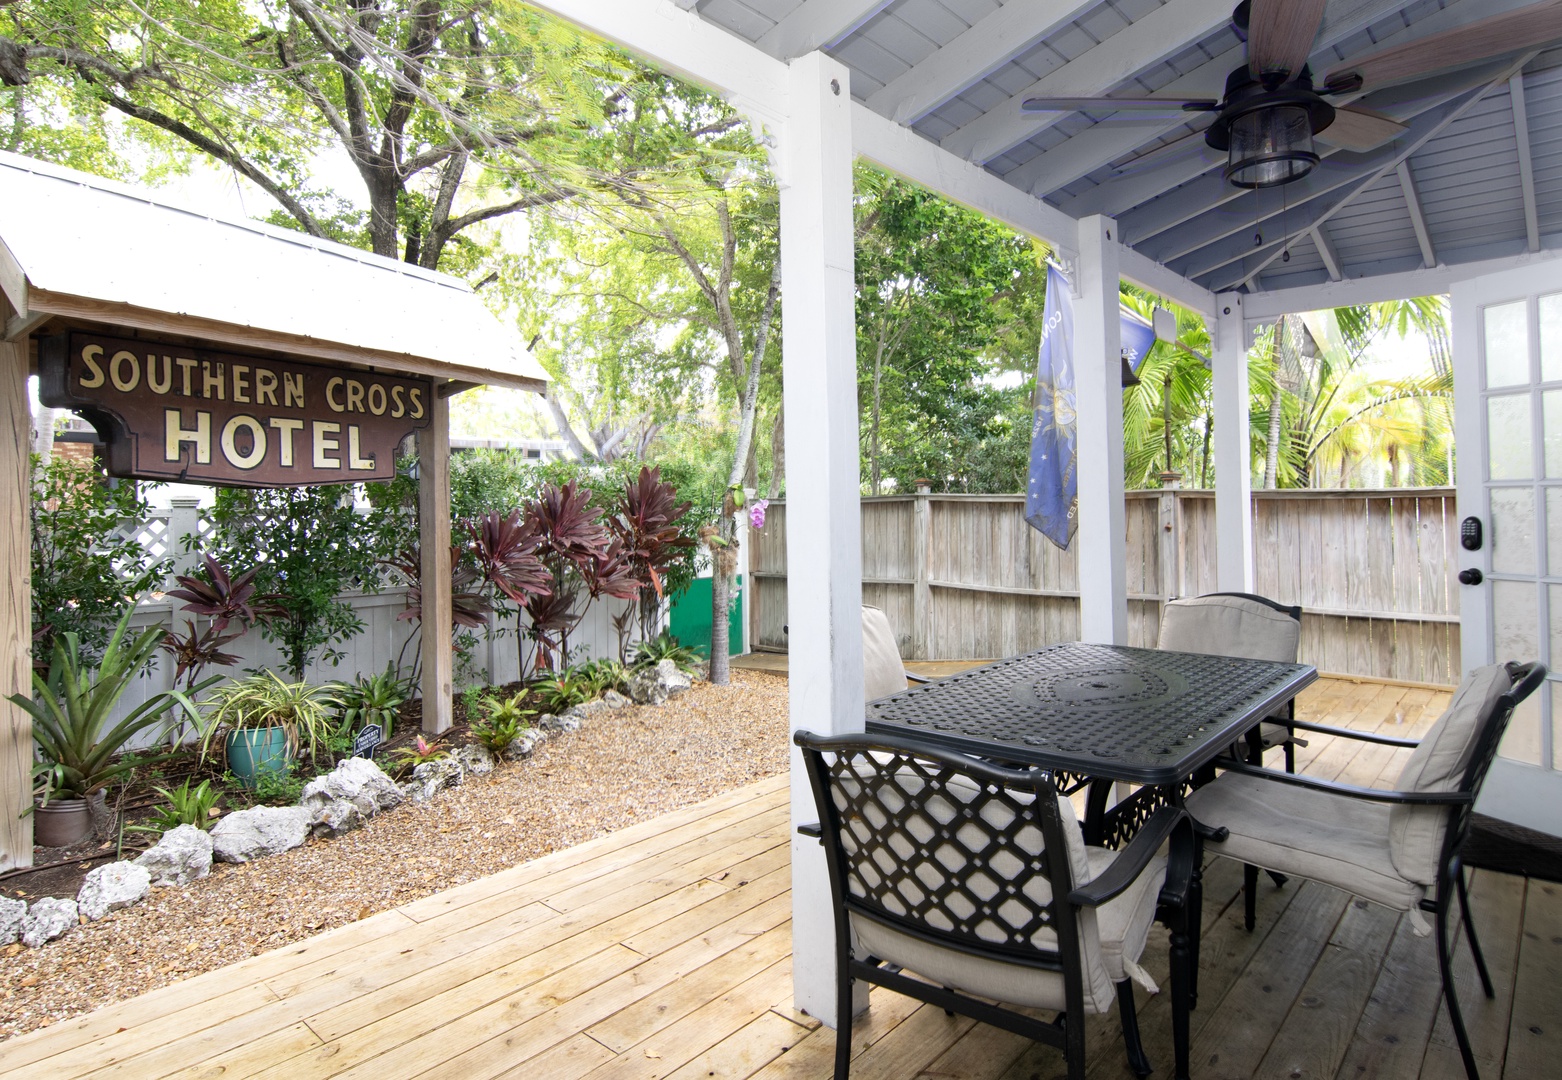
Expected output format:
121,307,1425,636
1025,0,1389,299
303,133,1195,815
864,642,1317,787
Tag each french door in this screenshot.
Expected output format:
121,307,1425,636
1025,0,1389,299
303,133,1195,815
1453,261,1562,835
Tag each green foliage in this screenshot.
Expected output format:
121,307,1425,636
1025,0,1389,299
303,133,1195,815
471,692,533,755
202,485,377,679
334,665,410,742
531,671,593,714
198,672,340,763
250,762,305,807
391,735,447,774
14,606,204,803
460,684,485,719
30,454,168,666
631,631,701,675
127,779,221,835
574,658,628,696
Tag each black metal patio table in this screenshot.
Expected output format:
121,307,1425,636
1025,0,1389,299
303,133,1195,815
864,641,1317,847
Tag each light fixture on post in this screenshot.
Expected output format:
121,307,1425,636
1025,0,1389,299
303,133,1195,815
1203,68,1334,189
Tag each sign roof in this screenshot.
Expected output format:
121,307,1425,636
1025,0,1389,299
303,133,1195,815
0,151,548,392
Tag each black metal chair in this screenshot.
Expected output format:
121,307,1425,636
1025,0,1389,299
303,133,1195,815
794,731,1197,1080
1185,660,1546,1080
1157,591,1305,771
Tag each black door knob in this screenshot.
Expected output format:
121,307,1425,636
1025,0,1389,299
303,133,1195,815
1458,568,1484,586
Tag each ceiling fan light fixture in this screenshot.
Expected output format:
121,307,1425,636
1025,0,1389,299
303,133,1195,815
1224,103,1319,188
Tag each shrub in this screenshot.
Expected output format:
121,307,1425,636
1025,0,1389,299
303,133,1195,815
334,665,410,742
471,692,533,755
127,778,221,835
197,672,340,763
632,631,702,675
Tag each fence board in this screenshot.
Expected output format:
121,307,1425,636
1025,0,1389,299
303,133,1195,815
750,491,1459,684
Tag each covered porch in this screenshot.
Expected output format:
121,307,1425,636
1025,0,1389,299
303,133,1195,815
4,678,1559,1079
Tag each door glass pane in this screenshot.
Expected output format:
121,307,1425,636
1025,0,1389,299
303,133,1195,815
1549,489,1562,575
1551,586,1562,672
1492,488,1537,575
1486,300,1529,388
1547,391,1562,476
1504,691,1544,765
1494,578,1539,662
1489,394,1535,479
1544,294,1562,381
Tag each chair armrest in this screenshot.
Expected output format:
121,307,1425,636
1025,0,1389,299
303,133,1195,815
1214,759,1474,805
904,672,931,684
1286,719,1420,748
1069,806,1188,908
797,822,822,839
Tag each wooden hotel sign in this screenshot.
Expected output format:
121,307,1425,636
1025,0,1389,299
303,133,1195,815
39,332,434,487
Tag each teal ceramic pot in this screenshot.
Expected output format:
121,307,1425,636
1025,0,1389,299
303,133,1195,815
226,727,291,788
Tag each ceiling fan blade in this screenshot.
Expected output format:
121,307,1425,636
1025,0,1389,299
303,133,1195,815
1324,0,1562,94
1247,0,1328,80
1020,97,1218,114
1315,106,1408,152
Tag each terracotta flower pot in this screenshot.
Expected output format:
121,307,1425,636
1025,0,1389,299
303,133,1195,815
33,797,93,848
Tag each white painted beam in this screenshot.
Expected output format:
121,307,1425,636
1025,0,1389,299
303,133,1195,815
1073,215,1127,644
757,0,894,60
1001,0,1485,198
1311,225,1343,282
780,52,864,1026
865,1,1099,126
1511,73,1542,253
851,103,1079,257
1397,161,1437,270
940,0,1232,164
1211,294,1252,592
519,0,789,126
1116,242,1217,318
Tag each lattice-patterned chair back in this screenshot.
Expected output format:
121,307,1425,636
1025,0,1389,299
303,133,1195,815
803,738,1117,1013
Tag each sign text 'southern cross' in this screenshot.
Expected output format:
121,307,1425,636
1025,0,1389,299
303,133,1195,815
39,332,434,486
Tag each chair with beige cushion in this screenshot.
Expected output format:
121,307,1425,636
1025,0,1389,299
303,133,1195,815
1184,661,1545,1080
862,605,928,701
1157,592,1305,770
795,731,1197,1080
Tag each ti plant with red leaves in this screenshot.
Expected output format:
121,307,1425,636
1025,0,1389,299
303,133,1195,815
160,554,260,693
610,466,696,644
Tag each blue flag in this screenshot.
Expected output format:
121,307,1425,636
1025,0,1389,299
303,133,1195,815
1026,264,1077,548
1026,266,1160,549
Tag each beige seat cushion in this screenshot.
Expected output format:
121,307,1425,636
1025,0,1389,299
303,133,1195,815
852,846,1168,1015
1186,771,1424,912
1157,595,1300,664
862,605,909,702
1388,664,1513,886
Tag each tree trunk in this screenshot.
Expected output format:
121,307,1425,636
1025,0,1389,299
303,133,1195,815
1263,380,1283,488
767,403,785,499
870,341,884,495
709,556,731,685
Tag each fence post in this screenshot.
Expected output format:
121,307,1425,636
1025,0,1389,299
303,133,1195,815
167,497,202,582
1157,474,1182,604
912,482,931,661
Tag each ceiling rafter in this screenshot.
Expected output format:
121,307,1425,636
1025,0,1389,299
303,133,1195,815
755,0,895,61
1002,0,1530,199
1396,160,1437,269
1311,224,1344,281
865,0,1098,126
1207,55,1533,292
936,0,1233,164
1510,72,1542,253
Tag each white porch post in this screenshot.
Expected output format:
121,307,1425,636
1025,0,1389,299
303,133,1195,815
781,51,865,1025
1074,216,1127,643
1212,293,1254,592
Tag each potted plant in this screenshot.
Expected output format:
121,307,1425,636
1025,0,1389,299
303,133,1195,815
198,672,338,787
11,607,206,847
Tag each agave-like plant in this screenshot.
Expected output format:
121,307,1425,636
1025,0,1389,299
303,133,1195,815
196,671,340,762
12,607,206,804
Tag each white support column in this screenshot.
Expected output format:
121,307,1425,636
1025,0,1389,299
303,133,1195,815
1073,215,1127,644
1212,294,1253,592
780,51,865,1026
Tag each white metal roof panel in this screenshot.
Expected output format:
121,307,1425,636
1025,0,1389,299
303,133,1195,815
0,152,547,391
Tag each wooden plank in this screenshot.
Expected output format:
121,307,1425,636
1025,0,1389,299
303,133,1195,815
1252,897,1400,1079
1333,906,1454,1079
489,1033,617,1080
0,339,30,870
1503,880,1562,1078
660,1007,813,1080
743,984,926,1080
417,391,453,733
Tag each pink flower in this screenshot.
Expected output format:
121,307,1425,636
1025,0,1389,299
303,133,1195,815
748,499,769,530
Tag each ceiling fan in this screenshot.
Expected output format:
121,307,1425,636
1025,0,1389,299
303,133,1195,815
1021,0,1562,189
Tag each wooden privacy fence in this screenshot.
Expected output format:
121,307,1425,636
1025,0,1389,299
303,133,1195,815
747,489,1461,686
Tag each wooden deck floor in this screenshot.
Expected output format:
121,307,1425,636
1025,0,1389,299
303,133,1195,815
7,677,1560,1080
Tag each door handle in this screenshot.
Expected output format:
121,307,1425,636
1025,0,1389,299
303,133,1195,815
1458,568,1484,586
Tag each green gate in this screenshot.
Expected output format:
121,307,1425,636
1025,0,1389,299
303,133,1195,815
666,575,743,658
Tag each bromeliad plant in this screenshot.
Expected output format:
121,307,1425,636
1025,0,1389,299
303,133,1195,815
14,607,207,806
471,691,533,756
334,665,410,742
127,778,222,835
632,630,702,675
391,735,447,775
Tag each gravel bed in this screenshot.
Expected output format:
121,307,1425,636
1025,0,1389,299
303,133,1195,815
0,670,789,1041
